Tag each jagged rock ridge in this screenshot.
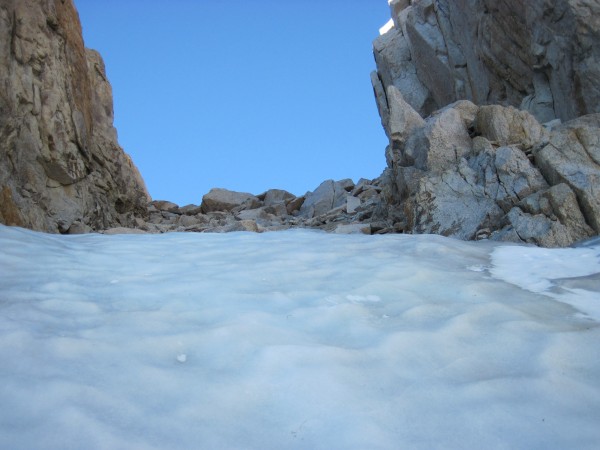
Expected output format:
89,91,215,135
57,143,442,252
2,0,599,248
369,0,600,247
102,0,600,247
374,0,600,123
0,0,149,233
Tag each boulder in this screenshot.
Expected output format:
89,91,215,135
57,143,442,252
179,204,204,215
150,200,180,213
410,162,504,240
386,86,426,145
475,106,549,150
262,189,295,206
299,179,354,218
346,196,361,214
66,221,92,235
235,207,284,228
511,183,595,246
376,98,595,246
402,106,472,172
201,188,261,213
492,146,548,210
535,116,600,233
238,220,260,233
177,214,208,229
286,196,305,215
493,208,575,248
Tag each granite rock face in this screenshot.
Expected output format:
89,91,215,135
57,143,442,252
4,0,598,249
377,93,598,247
0,0,149,233
373,0,600,123
370,0,600,247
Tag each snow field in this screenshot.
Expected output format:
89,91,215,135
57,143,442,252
0,225,599,449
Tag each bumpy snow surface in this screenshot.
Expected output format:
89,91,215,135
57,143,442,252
1,225,599,449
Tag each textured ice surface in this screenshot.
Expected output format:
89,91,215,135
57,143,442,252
0,225,599,449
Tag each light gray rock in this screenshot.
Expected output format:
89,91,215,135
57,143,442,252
201,188,261,213
370,71,390,135
236,208,272,222
386,86,426,145
494,208,571,247
299,180,353,218
410,162,504,240
475,106,549,150
372,0,600,123
358,188,381,201
513,183,594,245
150,200,180,213
262,189,295,207
402,106,472,172
179,204,204,216
370,10,600,251
177,214,208,228
376,97,595,246
405,1,458,109
535,116,600,233
493,146,549,209
445,100,479,129
346,196,361,214
372,26,432,117
264,203,289,218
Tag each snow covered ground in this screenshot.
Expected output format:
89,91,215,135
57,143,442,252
0,224,599,449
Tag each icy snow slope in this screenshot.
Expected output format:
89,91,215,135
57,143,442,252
0,225,599,449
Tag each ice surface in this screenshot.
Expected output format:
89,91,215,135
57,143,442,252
491,245,600,320
0,224,599,449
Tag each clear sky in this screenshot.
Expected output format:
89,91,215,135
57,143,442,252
75,0,391,206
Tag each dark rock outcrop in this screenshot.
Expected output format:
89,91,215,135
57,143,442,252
0,0,149,233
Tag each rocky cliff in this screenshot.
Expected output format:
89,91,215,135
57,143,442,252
374,0,600,123
0,0,149,233
1,0,599,248
370,0,600,247
117,0,600,248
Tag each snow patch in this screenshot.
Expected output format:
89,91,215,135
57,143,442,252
491,244,600,320
0,225,599,449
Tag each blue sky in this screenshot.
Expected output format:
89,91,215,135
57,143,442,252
75,0,390,206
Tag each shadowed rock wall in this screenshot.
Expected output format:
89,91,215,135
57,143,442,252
374,0,600,123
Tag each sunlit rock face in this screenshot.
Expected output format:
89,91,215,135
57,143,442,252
371,0,600,247
0,0,149,233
